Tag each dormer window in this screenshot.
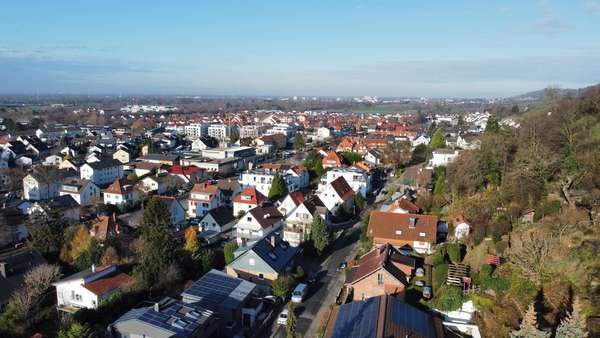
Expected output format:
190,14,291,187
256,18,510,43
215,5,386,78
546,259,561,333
395,230,402,235
419,232,426,237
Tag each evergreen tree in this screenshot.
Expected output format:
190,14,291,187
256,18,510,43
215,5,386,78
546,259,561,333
510,303,550,338
268,174,289,200
556,297,588,338
183,226,199,255
286,302,297,338
28,209,65,257
58,322,97,338
429,128,446,149
74,238,103,270
311,211,330,255
142,197,172,227
193,248,215,275
224,241,239,264
485,114,501,134
293,133,305,150
353,193,365,212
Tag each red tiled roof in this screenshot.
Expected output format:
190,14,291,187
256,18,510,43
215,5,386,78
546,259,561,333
234,187,268,205
323,151,343,167
330,177,355,202
389,198,420,214
191,183,219,194
83,272,132,296
249,203,283,229
288,191,306,206
346,244,408,285
104,178,132,195
169,165,201,176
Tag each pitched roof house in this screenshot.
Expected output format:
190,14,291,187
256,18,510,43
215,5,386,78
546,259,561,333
188,183,223,218
235,203,283,245
233,187,268,217
345,244,412,301
89,214,121,241
322,151,344,169
318,176,355,213
368,211,439,254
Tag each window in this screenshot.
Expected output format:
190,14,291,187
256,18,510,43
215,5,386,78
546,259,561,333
419,232,426,237
377,273,384,285
258,273,264,280
249,258,255,266
395,230,402,235
247,217,252,222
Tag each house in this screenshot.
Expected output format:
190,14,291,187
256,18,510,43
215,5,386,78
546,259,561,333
239,169,299,197
54,264,132,313
112,148,132,164
138,153,179,166
286,165,310,189
80,159,124,186
139,174,172,194
158,196,186,228
368,211,439,254
108,297,218,338
187,183,223,218
190,137,216,151
233,187,268,217
400,164,433,191
411,134,431,148
59,158,82,171
89,214,122,242
456,134,481,150
380,197,420,214
227,232,298,285
235,203,283,245
23,167,75,201
282,196,329,247
324,295,445,338
59,178,100,205
103,178,138,207
255,133,287,150
322,151,344,169
199,205,236,235
181,269,258,333
345,244,411,301
319,167,371,198
216,178,242,206
29,195,81,222
365,149,384,165
42,154,63,167
0,249,46,309
318,176,355,214
428,149,460,168
277,191,306,218
168,165,204,184
0,208,28,248
131,162,163,177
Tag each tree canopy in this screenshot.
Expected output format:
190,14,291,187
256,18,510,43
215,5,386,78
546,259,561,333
268,173,289,200
429,128,446,149
311,211,331,256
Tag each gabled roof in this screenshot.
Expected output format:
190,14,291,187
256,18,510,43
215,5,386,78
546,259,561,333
181,269,255,310
202,206,235,227
234,187,268,205
84,158,122,170
191,183,219,194
388,198,420,214
248,233,298,273
346,244,408,286
368,211,438,243
169,165,202,176
83,272,132,296
287,191,305,206
330,177,355,202
104,178,134,195
248,203,283,229
90,214,121,241
323,151,343,166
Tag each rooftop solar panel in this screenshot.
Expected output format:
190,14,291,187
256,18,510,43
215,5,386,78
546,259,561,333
331,297,379,338
389,297,436,338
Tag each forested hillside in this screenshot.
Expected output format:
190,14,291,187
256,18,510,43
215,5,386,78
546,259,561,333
442,85,600,336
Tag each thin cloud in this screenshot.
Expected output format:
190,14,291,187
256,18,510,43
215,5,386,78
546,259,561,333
533,0,567,35
584,0,600,14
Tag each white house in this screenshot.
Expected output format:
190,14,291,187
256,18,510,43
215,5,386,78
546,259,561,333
53,265,131,312
191,138,212,151
318,176,355,214
318,167,371,198
139,175,170,195
188,183,223,218
236,203,283,245
364,149,384,165
103,178,137,207
411,135,431,148
286,165,310,190
239,168,301,197
42,154,63,167
80,159,124,186
429,149,460,168
158,196,186,228
316,127,332,139
59,178,100,205
23,168,74,201
233,187,268,217
453,216,471,240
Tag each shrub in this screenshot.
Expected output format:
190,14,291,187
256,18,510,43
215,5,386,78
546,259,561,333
430,285,464,311
272,276,294,299
432,263,448,291
445,243,463,263
431,246,447,266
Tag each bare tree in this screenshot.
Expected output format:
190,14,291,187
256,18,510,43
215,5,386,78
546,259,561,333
10,263,60,319
509,231,554,283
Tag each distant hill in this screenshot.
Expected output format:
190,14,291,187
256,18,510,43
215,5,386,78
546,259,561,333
511,86,591,101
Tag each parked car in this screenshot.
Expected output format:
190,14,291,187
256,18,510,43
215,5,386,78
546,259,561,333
277,309,289,325
291,283,307,303
263,295,281,305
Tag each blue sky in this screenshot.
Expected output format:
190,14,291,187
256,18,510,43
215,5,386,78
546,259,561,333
0,0,599,97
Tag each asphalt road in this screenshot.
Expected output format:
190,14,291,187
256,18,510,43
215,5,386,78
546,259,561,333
268,226,361,338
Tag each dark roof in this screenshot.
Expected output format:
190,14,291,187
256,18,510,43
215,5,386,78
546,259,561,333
248,203,283,229
85,158,123,170
139,153,179,161
250,233,298,273
0,249,46,303
202,206,235,226
326,295,444,338
44,195,79,209
346,244,408,286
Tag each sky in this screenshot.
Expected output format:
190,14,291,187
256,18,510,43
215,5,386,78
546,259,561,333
0,0,599,98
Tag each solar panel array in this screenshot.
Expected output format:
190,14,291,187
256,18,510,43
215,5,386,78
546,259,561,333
332,297,379,338
389,297,436,338
183,271,242,307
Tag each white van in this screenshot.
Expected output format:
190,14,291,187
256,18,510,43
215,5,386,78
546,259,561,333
291,283,307,303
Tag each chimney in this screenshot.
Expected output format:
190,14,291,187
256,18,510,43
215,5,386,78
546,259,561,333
154,302,160,312
0,262,7,278
270,235,277,247
91,264,96,273
263,213,270,219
